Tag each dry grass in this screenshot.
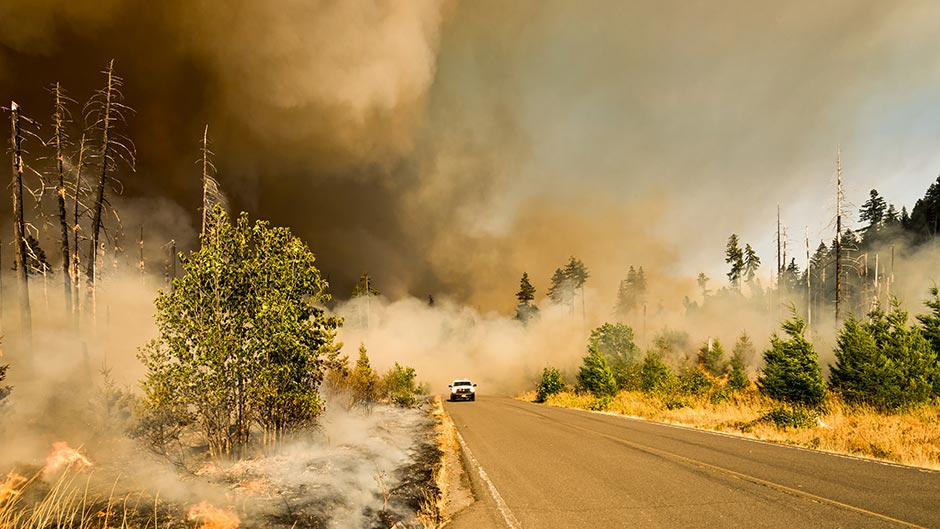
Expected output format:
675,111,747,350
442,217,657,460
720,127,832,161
417,395,457,529
531,390,940,470
0,466,169,529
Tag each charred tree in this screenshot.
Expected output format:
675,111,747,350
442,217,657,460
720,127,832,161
835,146,843,326
52,83,74,316
9,101,32,338
84,60,134,308
71,133,87,314
200,124,225,241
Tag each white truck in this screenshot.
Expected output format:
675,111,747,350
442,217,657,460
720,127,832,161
448,379,477,401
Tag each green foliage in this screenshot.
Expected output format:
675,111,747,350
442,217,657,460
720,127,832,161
640,352,672,392
577,345,617,397
138,208,340,457
547,267,574,306
727,336,750,391
535,367,566,403
350,343,379,405
859,189,887,229
697,338,727,376
516,272,536,304
589,323,641,368
758,406,818,429
587,395,613,411
677,367,714,396
743,243,760,285
725,234,744,290
757,310,826,408
383,363,419,407
651,328,690,358
831,303,938,411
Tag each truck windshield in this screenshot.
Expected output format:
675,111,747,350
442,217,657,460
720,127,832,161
453,381,472,386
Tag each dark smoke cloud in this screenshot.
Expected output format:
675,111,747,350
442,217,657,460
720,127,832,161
2,0,940,312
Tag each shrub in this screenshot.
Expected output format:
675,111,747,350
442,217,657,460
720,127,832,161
640,352,672,392
727,334,751,391
757,310,826,408
383,363,419,407
350,343,379,404
588,395,613,411
759,406,817,429
830,304,938,411
536,367,567,403
578,345,617,397
589,323,641,366
611,363,642,391
697,338,727,376
678,367,713,396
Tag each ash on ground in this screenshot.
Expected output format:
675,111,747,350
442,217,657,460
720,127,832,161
203,402,441,529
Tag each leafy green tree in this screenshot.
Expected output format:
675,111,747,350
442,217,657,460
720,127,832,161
535,367,567,403
697,338,727,376
382,363,419,407
589,323,641,367
138,208,340,457
640,352,672,392
831,303,938,410
757,310,826,408
577,345,617,397
515,272,539,323
725,234,744,290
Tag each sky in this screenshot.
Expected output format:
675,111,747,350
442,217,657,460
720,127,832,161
1,0,940,312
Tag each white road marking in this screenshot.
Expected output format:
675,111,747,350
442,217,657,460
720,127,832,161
456,431,523,529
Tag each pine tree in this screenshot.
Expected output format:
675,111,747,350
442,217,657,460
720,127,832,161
728,345,749,391
725,234,745,290
515,272,539,323
696,272,710,300
743,244,761,285
859,189,887,229
831,302,938,410
516,272,536,304
757,309,826,407
547,267,574,306
350,343,378,404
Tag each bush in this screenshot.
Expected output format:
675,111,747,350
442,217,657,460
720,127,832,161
697,338,727,376
611,363,642,391
757,310,826,408
578,345,617,397
588,395,613,411
758,406,817,429
831,304,938,411
640,352,672,392
727,338,750,391
535,367,566,403
677,367,714,396
383,363,420,407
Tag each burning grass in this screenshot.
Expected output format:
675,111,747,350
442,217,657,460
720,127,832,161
528,389,940,470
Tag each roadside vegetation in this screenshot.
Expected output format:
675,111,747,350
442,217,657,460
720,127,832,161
530,305,940,470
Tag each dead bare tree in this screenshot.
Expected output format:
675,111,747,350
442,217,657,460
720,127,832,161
199,124,226,241
70,133,89,315
50,82,77,316
8,101,33,339
835,146,844,326
84,60,135,312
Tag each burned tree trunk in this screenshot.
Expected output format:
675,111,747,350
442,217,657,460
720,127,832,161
71,133,87,314
86,62,115,297
53,83,73,316
9,101,32,338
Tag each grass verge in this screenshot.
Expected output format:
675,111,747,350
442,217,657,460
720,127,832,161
520,389,940,470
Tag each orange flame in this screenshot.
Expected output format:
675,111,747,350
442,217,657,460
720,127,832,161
0,472,27,503
187,501,240,529
43,442,93,474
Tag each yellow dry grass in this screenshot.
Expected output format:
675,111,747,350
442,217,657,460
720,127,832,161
530,390,940,470
418,395,457,529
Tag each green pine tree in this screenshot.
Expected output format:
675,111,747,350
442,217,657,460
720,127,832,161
757,309,826,407
698,338,727,376
725,234,745,291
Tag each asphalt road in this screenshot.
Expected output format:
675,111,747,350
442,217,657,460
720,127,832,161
444,396,940,529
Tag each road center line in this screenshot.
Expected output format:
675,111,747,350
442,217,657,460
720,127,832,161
456,431,523,529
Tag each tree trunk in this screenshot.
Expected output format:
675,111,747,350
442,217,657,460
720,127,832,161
71,134,87,318
87,60,114,308
10,101,32,339
53,83,73,317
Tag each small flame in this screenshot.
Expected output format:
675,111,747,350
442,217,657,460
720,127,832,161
238,479,269,494
44,442,93,474
188,501,240,529
0,472,27,503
